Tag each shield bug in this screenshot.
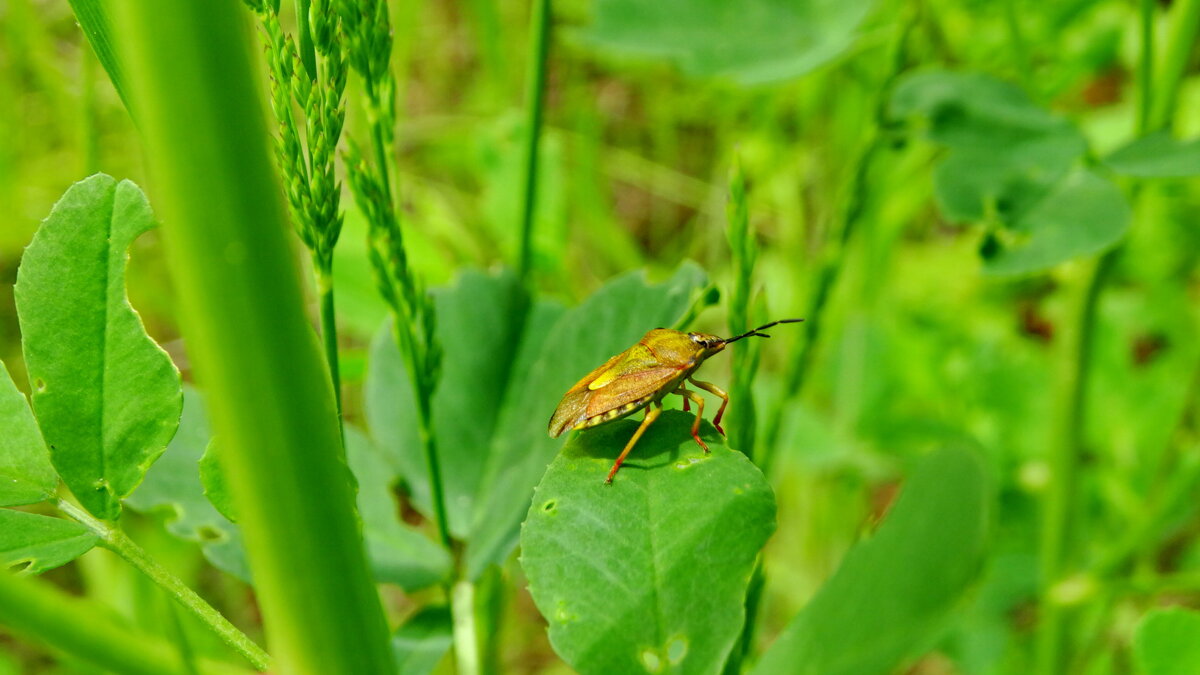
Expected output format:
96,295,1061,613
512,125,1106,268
548,319,803,483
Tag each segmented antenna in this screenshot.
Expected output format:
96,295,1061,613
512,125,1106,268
722,318,805,344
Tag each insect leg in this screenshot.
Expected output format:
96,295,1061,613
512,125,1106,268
689,378,729,436
678,382,691,412
605,402,663,484
674,385,709,453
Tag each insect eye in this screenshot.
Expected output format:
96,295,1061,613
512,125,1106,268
689,333,703,344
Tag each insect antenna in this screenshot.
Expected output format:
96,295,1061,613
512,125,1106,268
722,318,804,345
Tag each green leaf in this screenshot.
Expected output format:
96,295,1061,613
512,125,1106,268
391,606,454,675
983,169,1130,276
1105,131,1200,178
67,0,131,112
0,509,99,574
0,360,57,506
891,70,1088,224
365,269,528,537
751,447,989,675
1133,607,1200,675
124,387,250,582
15,175,183,520
199,440,237,523
520,411,775,675
467,263,707,578
581,0,875,84
344,427,451,592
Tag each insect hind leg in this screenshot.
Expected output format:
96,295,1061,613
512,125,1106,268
674,385,709,454
689,378,728,436
606,402,663,484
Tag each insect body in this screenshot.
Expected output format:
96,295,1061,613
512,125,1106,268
548,319,803,483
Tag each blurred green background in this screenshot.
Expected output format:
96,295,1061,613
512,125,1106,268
2,0,1200,672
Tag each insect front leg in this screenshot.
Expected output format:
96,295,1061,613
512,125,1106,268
689,378,728,436
674,385,709,454
678,382,691,412
606,402,663,484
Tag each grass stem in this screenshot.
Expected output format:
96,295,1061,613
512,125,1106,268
516,0,550,286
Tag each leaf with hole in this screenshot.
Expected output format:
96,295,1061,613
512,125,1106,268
0,509,98,575
0,360,57,506
751,447,988,675
15,175,182,520
521,411,775,674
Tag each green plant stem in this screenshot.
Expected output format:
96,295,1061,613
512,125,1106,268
1137,0,1155,134
57,499,271,671
452,580,480,675
759,12,912,474
1034,252,1113,675
317,267,343,420
116,2,397,672
515,0,550,286
1150,0,1200,130
0,571,250,675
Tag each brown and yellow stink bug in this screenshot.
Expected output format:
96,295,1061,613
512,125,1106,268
548,319,803,483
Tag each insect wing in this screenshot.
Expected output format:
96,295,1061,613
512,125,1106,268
584,366,682,420
547,351,626,437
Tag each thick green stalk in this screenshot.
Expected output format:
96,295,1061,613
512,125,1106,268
1034,254,1112,675
57,500,270,670
115,2,395,673
0,572,250,675
515,0,550,286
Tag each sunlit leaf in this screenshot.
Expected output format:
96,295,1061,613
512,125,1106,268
0,361,56,506
15,175,182,520
521,411,774,674
752,447,988,675
1134,607,1200,675
0,510,98,575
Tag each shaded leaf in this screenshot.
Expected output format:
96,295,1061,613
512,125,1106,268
15,175,182,520
521,411,774,675
1133,607,1200,675
124,387,250,582
199,440,237,523
582,0,876,85
752,447,989,675
467,264,707,578
0,509,98,575
0,361,57,506
1105,131,1200,178
345,427,451,592
366,268,528,538
391,606,454,675
984,169,1130,275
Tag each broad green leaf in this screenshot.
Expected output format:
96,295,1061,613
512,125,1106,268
0,509,98,574
391,606,454,675
467,263,707,578
124,387,250,582
0,360,57,506
521,411,775,675
1105,131,1200,178
984,169,1130,276
752,447,988,675
345,427,451,592
14,175,183,520
366,268,528,537
1134,607,1200,675
581,0,876,85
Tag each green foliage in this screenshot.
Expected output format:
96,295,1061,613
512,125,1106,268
14,175,182,520
1105,131,1200,178
124,387,250,582
521,411,775,675
891,70,1130,275
0,510,97,574
0,360,56,506
391,606,454,675
1133,608,1200,675
583,0,877,84
752,448,989,675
